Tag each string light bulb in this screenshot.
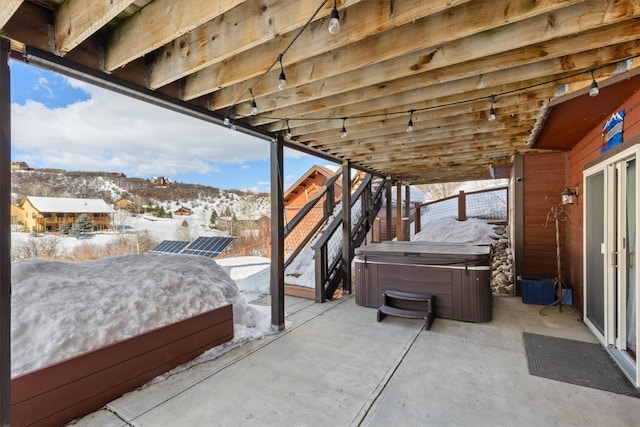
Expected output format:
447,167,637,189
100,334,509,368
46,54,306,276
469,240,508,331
488,95,496,122
340,118,347,138
223,116,230,126
406,110,414,132
589,70,599,97
285,119,292,139
249,89,258,116
278,55,287,90
328,0,340,34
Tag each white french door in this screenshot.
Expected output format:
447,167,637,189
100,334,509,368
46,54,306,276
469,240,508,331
584,147,638,386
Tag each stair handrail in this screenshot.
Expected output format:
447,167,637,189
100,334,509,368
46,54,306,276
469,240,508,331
311,174,385,301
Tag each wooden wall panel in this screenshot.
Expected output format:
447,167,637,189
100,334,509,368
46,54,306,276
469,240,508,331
520,152,567,279
565,89,640,313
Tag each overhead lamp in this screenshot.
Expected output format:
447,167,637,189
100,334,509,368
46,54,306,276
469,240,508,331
328,0,340,34
589,70,599,97
561,187,577,205
488,95,496,122
285,119,292,139
249,89,258,116
278,55,287,90
406,110,414,132
340,118,347,138
223,116,231,126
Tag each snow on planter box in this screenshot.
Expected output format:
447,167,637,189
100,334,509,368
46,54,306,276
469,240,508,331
9,253,271,427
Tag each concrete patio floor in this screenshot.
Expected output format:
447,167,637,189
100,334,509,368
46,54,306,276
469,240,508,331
69,294,639,427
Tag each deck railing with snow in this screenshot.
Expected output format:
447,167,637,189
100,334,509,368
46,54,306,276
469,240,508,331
414,186,508,234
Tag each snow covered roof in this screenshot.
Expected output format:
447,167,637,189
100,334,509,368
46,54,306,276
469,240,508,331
22,196,114,214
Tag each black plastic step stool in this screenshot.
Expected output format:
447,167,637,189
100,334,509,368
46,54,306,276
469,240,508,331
377,290,435,330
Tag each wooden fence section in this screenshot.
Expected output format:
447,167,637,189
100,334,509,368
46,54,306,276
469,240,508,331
11,304,233,427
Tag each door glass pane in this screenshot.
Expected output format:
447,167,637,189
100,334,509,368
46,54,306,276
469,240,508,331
586,171,605,334
626,159,636,354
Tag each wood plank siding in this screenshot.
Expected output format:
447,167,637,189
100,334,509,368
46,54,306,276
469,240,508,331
520,152,568,280
565,89,640,312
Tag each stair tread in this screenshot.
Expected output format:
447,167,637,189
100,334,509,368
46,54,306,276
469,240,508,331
378,304,431,319
384,289,433,301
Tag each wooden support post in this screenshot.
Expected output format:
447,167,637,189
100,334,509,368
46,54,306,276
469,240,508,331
385,178,392,241
401,218,410,241
396,182,402,240
0,37,11,427
404,184,411,219
270,135,285,331
373,217,381,242
342,161,352,294
414,203,422,234
457,190,467,221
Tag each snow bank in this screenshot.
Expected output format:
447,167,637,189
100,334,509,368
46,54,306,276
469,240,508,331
412,217,498,245
11,253,272,377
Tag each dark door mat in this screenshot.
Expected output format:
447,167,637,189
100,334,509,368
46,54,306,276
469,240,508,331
523,332,640,398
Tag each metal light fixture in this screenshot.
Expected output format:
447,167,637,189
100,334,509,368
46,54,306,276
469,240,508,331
249,88,258,116
589,70,599,97
340,118,347,138
406,110,414,132
561,187,577,205
328,0,340,34
488,95,496,122
278,55,287,90
285,119,292,139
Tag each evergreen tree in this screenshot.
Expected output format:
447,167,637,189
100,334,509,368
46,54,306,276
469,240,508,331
70,214,93,239
210,209,218,224
58,222,71,235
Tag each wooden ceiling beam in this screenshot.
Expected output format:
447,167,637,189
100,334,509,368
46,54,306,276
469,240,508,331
319,128,534,158
332,136,531,160
258,40,640,130
301,110,542,146
146,0,370,89
288,97,545,138
54,0,135,55
266,76,560,140
222,0,621,116
0,0,23,30
184,0,476,100
104,0,245,71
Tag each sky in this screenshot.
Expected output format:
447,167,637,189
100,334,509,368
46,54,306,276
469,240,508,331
9,60,332,193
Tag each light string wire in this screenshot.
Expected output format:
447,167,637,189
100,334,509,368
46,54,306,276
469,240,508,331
259,64,625,124
224,0,329,121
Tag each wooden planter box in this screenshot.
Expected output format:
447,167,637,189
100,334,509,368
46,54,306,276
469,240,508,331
285,283,315,300
11,304,233,427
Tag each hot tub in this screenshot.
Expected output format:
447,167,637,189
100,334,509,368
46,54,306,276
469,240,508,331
354,242,492,322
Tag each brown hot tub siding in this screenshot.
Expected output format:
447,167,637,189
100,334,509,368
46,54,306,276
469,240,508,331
11,304,234,427
355,243,492,323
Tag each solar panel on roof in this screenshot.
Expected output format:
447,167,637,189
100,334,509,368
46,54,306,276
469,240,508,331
150,240,190,254
180,236,235,258
150,237,235,258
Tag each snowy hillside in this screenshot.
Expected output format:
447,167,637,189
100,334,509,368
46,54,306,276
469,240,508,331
11,169,271,220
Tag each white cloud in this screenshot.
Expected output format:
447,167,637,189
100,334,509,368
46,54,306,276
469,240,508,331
11,77,276,177
33,77,54,99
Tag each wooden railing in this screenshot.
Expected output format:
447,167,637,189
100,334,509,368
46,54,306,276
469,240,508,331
414,185,508,234
283,171,343,270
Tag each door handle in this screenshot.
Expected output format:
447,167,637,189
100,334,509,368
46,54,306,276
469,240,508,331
627,252,633,269
612,251,618,268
